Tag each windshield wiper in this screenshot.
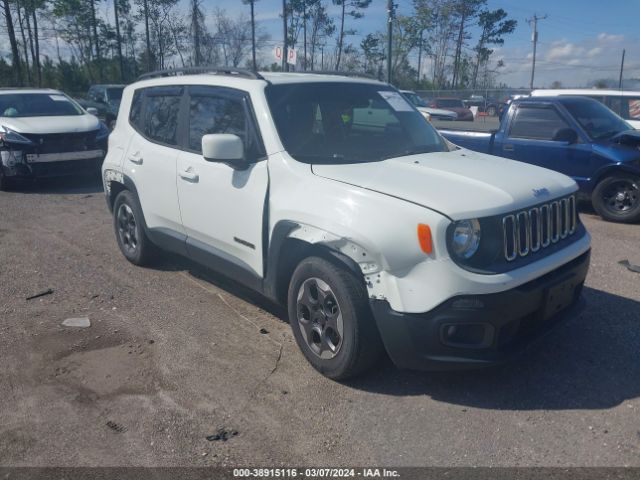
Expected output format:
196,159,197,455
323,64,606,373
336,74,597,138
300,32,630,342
380,146,438,160
291,152,347,163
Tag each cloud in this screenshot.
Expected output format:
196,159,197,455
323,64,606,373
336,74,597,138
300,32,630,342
597,33,624,43
493,32,638,88
546,42,584,61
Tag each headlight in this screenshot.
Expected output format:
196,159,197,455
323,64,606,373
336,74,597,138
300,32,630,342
0,125,33,145
451,219,481,259
96,122,110,140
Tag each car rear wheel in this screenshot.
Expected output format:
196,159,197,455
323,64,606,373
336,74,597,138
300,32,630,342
486,105,497,116
0,167,11,192
113,190,159,265
592,174,640,223
287,256,384,380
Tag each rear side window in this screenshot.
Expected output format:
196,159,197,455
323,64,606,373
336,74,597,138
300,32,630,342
509,106,569,140
144,94,181,145
188,95,246,152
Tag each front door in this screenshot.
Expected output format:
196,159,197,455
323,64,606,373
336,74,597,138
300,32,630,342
501,103,593,183
176,86,268,277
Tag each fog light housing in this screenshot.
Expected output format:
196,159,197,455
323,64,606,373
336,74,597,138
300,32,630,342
440,323,494,348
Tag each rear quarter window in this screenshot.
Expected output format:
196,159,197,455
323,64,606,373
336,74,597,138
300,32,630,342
129,90,143,130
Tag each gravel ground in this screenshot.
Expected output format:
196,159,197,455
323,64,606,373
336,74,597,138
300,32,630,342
0,176,639,467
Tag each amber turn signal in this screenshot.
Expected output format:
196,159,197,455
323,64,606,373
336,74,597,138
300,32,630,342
417,224,433,254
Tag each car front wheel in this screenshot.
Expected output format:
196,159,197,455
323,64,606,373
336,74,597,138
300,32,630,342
592,174,640,223
287,256,384,380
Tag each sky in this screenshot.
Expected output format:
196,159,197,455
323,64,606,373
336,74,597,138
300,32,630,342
1,0,638,88
211,0,640,88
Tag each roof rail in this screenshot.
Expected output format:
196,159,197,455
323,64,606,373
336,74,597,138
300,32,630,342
284,70,380,81
137,66,265,82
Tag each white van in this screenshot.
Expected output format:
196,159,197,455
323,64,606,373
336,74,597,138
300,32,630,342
531,89,640,129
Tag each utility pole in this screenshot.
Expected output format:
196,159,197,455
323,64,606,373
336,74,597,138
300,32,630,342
619,49,626,89
386,0,394,84
527,13,547,90
282,0,288,71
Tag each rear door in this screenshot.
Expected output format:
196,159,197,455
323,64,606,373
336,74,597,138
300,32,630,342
123,86,185,236
501,103,593,181
176,85,268,277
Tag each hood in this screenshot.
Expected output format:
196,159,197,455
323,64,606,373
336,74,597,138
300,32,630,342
312,148,577,220
417,106,457,118
0,114,100,135
611,129,640,148
441,107,470,116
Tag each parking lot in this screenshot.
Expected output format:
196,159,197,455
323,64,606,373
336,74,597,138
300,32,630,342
1,176,639,467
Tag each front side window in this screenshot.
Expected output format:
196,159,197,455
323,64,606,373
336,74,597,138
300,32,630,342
559,97,631,139
143,92,181,145
107,88,124,101
188,94,246,153
509,106,570,141
266,82,448,164
0,93,84,117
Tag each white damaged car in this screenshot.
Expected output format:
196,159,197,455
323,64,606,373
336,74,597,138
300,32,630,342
0,89,109,190
102,70,591,379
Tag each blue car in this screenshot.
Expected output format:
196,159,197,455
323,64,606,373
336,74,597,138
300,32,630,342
440,96,640,223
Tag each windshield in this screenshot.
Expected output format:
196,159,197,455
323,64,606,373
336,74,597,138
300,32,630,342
266,83,448,164
107,88,124,101
0,93,84,117
403,92,427,108
437,99,464,108
560,96,631,140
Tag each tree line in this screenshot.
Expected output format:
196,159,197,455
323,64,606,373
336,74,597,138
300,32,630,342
0,0,517,94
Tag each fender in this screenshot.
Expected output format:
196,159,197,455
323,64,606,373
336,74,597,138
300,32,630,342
264,220,388,304
588,163,640,193
103,169,138,212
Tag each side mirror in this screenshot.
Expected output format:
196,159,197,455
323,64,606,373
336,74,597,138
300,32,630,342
86,107,99,116
202,134,245,166
553,128,578,144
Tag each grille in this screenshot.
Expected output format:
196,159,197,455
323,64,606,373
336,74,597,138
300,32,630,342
502,195,577,262
21,131,99,154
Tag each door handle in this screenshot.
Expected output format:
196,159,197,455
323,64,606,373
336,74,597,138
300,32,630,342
503,144,514,152
178,167,199,182
128,153,143,164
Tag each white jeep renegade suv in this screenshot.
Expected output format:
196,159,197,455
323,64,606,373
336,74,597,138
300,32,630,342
102,68,591,379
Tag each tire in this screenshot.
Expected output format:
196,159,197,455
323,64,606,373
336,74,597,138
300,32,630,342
112,190,159,265
0,168,8,192
486,105,497,116
592,174,640,223
287,256,384,380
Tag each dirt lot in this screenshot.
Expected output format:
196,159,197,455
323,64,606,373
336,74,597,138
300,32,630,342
1,176,639,467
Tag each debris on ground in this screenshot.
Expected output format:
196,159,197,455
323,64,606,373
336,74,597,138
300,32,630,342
619,260,640,273
25,288,54,301
106,421,127,433
206,428,238,442
62,317,91,328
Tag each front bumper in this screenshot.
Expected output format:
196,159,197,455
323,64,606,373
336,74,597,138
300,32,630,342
1,148,105,179
371,250,590,371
